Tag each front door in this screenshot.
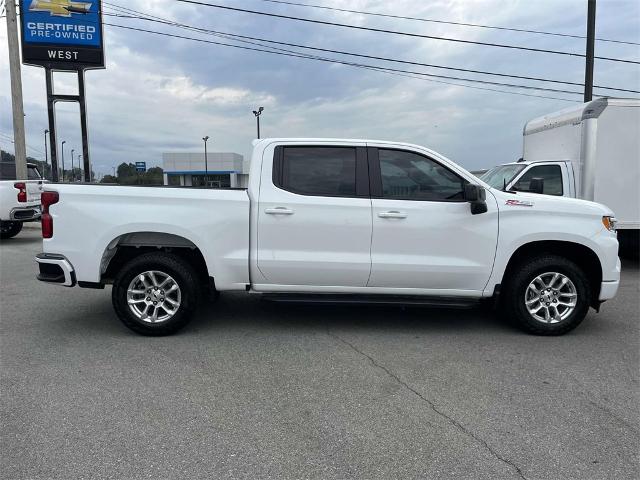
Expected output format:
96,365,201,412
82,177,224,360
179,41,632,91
257,143,372,287
368,147,499,293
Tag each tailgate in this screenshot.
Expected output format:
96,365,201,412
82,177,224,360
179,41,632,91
25,180,43,203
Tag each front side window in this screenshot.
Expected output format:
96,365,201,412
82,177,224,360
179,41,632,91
278,146,357,196
378,149,466,201
512,165,563,196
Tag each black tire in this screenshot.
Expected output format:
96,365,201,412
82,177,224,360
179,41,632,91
501,254,591,335
112,252,199,336
0,221,23,240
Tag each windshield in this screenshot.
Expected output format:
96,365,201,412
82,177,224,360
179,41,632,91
480,164,525,190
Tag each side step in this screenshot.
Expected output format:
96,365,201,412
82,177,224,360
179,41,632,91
261,293,481,309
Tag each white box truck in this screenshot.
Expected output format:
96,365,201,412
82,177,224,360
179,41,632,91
481,98,639,256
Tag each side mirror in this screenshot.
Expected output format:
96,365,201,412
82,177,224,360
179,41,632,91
529,177,544,194
464,184,488,215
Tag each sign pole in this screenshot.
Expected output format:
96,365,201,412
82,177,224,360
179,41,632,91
78,70,92,182
45,68,60,182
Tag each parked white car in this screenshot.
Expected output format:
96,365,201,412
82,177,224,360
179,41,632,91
0,162,43,239
481,98,639,255
36,138,620,336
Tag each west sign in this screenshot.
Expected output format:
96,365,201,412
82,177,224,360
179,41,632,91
21,0,105,69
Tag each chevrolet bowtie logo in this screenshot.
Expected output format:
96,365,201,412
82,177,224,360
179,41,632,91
29,0,92,17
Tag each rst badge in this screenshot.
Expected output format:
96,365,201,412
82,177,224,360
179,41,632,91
20,0,105,69
505,199,534,207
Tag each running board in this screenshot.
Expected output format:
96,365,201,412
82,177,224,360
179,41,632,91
261,293,481,309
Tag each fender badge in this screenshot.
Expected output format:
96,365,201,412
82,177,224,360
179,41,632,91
505,199,534,207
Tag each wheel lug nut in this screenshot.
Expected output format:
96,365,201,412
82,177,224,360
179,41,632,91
153,301,157,305
146,297,151,300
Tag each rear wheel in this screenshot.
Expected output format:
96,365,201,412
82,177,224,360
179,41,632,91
502,255,591,335
0,221,23,240
112,252,199,335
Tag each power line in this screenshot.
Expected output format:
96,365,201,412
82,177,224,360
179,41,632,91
252,0,640,46
171,0,640,65
100,8,640,95
103,21,584,99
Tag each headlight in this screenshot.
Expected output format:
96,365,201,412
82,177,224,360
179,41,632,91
602,216,617,232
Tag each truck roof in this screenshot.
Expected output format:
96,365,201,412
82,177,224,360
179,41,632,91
524,97,640,135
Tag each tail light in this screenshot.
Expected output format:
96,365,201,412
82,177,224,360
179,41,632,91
14,182,27,202
41,191,59,239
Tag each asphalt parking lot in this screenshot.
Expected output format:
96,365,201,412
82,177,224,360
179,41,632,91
1,227,638,480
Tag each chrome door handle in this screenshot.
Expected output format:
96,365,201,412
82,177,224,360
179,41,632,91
265,207,294,215
378,211,407,219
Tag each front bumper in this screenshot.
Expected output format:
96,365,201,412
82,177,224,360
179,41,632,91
35,253,76,287
11,205,41,221
598,257,621,301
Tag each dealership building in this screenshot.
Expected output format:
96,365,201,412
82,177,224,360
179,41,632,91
162,152,249,188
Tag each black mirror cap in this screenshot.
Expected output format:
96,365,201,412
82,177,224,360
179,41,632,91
529,177,544,194
464,183,486,202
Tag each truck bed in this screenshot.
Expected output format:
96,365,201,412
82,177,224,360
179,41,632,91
42,183,251,289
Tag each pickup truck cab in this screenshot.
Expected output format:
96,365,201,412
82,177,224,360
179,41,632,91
36,139,620,336
0,162,44,239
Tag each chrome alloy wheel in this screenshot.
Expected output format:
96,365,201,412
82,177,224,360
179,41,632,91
126,271,182,323
524,272,577,324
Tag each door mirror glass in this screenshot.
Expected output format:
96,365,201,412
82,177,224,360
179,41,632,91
529,177,544,194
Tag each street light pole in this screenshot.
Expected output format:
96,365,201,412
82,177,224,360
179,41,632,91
71,149,76,182
202,136,209,186
252,107,264,139
61,140,66,182
44,129,49,180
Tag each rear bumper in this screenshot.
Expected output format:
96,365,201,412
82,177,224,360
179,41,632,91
599,257,621,301
35,253,76,287
11,205,41,221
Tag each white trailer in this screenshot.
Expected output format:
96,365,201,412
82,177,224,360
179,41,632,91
482,98,639,255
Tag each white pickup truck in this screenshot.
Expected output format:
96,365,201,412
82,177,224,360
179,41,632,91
36,138,620,336
0,162,43,239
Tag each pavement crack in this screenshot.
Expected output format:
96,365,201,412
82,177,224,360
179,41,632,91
326,328,528,480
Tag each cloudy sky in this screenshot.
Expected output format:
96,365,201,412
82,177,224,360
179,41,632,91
1,0,639,177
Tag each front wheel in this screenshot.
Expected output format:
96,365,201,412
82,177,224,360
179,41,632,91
112,252,199,335
0,221,23,240
502,255,591,335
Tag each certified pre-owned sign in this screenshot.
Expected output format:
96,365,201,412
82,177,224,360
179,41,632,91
21,0,105,69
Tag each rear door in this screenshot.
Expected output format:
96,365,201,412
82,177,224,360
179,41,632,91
256,143,372,287
368,146,499,293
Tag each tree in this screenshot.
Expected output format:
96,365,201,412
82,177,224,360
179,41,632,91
100,174,118,184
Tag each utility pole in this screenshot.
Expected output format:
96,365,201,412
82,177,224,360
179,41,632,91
44,129,49,179
6,0,28,180
71,149,75,182
584,0,596,102
253,107,264,139
202,136,210,186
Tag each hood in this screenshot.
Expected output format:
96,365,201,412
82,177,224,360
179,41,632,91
488,188,615,217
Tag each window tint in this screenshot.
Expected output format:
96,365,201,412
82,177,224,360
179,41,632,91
513,165,563,195
378,149,466,201
27,165,41,180
280,147,357,196
0,162,16,180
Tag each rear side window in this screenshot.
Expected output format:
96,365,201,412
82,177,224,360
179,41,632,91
275,146,357,197
513,165,563,195
0,162,16,180
27,165,42,180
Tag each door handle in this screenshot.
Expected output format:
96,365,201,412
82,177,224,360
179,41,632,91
265,207,294,215
378,211,407,219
